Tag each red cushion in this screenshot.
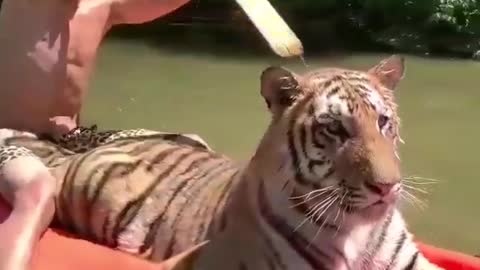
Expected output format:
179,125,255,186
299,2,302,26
1,197,480,270
416,241,480,270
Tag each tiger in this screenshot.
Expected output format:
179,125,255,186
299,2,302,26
0,55,443,270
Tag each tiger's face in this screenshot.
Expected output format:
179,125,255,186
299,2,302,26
260,56,405,221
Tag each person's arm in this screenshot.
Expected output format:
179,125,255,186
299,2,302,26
108,0,190,25
105,0,303,58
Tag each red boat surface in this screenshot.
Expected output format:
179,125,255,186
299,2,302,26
1,198,479,270
27,229,480,270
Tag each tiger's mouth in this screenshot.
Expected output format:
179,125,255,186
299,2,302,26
368,192,400,208
372,199,386,206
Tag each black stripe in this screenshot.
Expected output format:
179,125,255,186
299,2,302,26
402,251,419,270
83,148,147,241
203,169,239,237
287,123,303,182
145,146,186,171
208,170,243,234
287,118,322,190
125,140,158,156
217,212,228,232
163,235,176,259
289,189,338,231
326,86,340,98
161,134,209,150
322,79,333,89
369,210,393,260
311,122,325,149
324,167,335,179
99,161,145,243
320,130,335,144
89,160,143,243
111,148,192,245
258,181,331,270
307,159,325,172
140,158,230,257
286,94,325,189
299,125,308,158
140,177,190,256
386,230,407,270
157,161,233,259
58,148,104,231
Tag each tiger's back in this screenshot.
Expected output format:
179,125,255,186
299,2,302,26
4,134,240,261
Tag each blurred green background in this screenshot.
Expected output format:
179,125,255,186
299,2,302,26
3,0,478,254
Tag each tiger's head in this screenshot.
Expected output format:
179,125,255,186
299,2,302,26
257,55,405,221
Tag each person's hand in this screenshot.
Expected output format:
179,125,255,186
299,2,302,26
48,116,78,139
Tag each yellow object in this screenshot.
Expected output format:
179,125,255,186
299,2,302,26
235,0,304,58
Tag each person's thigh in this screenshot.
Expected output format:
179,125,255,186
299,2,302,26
0,196,156,270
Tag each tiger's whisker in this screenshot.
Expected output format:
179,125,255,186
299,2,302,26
293,192,338,232
401,190,427,210
401,184,429,194
289,186,335,200
404,175,441,183
308,196,339,247
305,192,338,218
309,211,334,248
313,196,338,223
402,179,437,185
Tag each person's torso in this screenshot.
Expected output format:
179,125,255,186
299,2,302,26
0,0,111,133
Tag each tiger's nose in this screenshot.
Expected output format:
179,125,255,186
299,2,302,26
365,182,397,196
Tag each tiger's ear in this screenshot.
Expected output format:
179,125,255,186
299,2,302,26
368,55,405,90
260,66,301,113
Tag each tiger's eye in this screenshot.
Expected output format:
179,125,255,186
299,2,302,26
327,120,350,139
328,120,342,131
378,114,389,129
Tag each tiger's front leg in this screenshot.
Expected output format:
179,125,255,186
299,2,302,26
0,146,56,270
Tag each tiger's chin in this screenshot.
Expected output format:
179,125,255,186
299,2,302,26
356,198,399,222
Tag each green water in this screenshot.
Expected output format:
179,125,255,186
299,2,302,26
83,39,480,254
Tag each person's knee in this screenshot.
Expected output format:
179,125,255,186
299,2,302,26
0,156,55,207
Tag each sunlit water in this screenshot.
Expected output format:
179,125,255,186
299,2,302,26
84,39,480,253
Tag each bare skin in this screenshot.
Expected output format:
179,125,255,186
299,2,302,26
0,0,190,137
0,0,208,269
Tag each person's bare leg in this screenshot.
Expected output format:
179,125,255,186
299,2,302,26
0,153,56,270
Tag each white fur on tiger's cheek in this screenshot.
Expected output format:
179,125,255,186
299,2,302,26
363,86,387,114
